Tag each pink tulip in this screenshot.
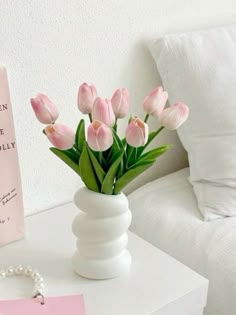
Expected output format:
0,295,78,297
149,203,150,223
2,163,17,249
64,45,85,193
125,117,149,147
142,86,168,116
159,102,189,130
45,123,75,150
87,120,113,152
111,88,129,118
77,83,97,114
31,94,59,124
92,97,116,127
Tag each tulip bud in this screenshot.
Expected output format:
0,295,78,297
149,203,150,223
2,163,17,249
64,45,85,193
45,123,75,150
125,117,149,147
92,97,116,127
111,88,129,118
87,120,113,152
159,102,189,130
77,83,97,114
142,86,168,116
31,94,59,124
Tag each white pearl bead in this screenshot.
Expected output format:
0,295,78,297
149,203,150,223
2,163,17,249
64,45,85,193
24,266,33,276
34,275,41,282
15,265,24,275
36,277,44,284
6,267,14,276
0,270,6,278
35,282,44,289
30,270,39,279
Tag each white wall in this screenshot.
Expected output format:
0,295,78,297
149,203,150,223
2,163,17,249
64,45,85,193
0,0,235,214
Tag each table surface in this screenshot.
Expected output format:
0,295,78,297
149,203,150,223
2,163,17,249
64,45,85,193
0,202,208,315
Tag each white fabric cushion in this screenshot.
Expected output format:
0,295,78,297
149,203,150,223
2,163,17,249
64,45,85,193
149,25,236,221
128,168,236,315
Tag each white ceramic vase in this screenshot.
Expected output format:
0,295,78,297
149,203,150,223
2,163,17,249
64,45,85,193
72,187,132,280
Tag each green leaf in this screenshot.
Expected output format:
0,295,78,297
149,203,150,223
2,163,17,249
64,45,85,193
79,145,100,192
75,119,86,153
87,145,106,185
65,148,79,163
112,130,123,149
135,145,170,166
108,130,124,163
116,158,124,179
129,159,156,169
50,147,80,175
101,149,124,195
114,161,154,194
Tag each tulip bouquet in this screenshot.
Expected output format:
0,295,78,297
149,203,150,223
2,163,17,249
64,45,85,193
31,84,189,195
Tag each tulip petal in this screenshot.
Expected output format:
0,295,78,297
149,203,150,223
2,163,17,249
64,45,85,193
126,126,142,147
77,83,97,114
92,97,115,127
125,117,148,147
142,86,168,116
87,124,99,151
39,94,59,122
45,123,75,150
87,120,113,152
97,123,113,151
111,88,129,118
31,94,59,124
151,91,169,117
160,102,189,130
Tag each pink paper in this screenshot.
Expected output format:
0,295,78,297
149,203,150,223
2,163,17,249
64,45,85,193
0,295,85,315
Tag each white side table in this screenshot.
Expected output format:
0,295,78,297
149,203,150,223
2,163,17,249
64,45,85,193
0,203,208,315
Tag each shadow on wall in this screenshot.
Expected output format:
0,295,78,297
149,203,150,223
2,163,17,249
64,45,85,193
120,40,188,195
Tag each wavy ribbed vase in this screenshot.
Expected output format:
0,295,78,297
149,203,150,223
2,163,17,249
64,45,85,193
72,187,132,279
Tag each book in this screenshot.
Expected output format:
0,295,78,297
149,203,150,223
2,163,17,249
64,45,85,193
0,66,24,246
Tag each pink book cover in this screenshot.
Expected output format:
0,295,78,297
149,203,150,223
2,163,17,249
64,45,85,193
0,66,24,246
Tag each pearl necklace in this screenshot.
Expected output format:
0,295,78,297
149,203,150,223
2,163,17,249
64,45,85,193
0,265,45,305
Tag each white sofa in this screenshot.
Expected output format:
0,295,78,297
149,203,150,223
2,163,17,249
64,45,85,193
128,168,236,315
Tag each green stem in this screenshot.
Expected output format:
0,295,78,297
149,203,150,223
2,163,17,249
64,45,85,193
154,125,164,137
134,149,137,161
98,151,103,165
144,114,149,123
88,113,92,123
113,131,121,149
113,119,118,132
126,147,134,169
145,126,164,149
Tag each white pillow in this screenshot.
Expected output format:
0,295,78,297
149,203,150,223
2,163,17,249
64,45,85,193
150,25,236,221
